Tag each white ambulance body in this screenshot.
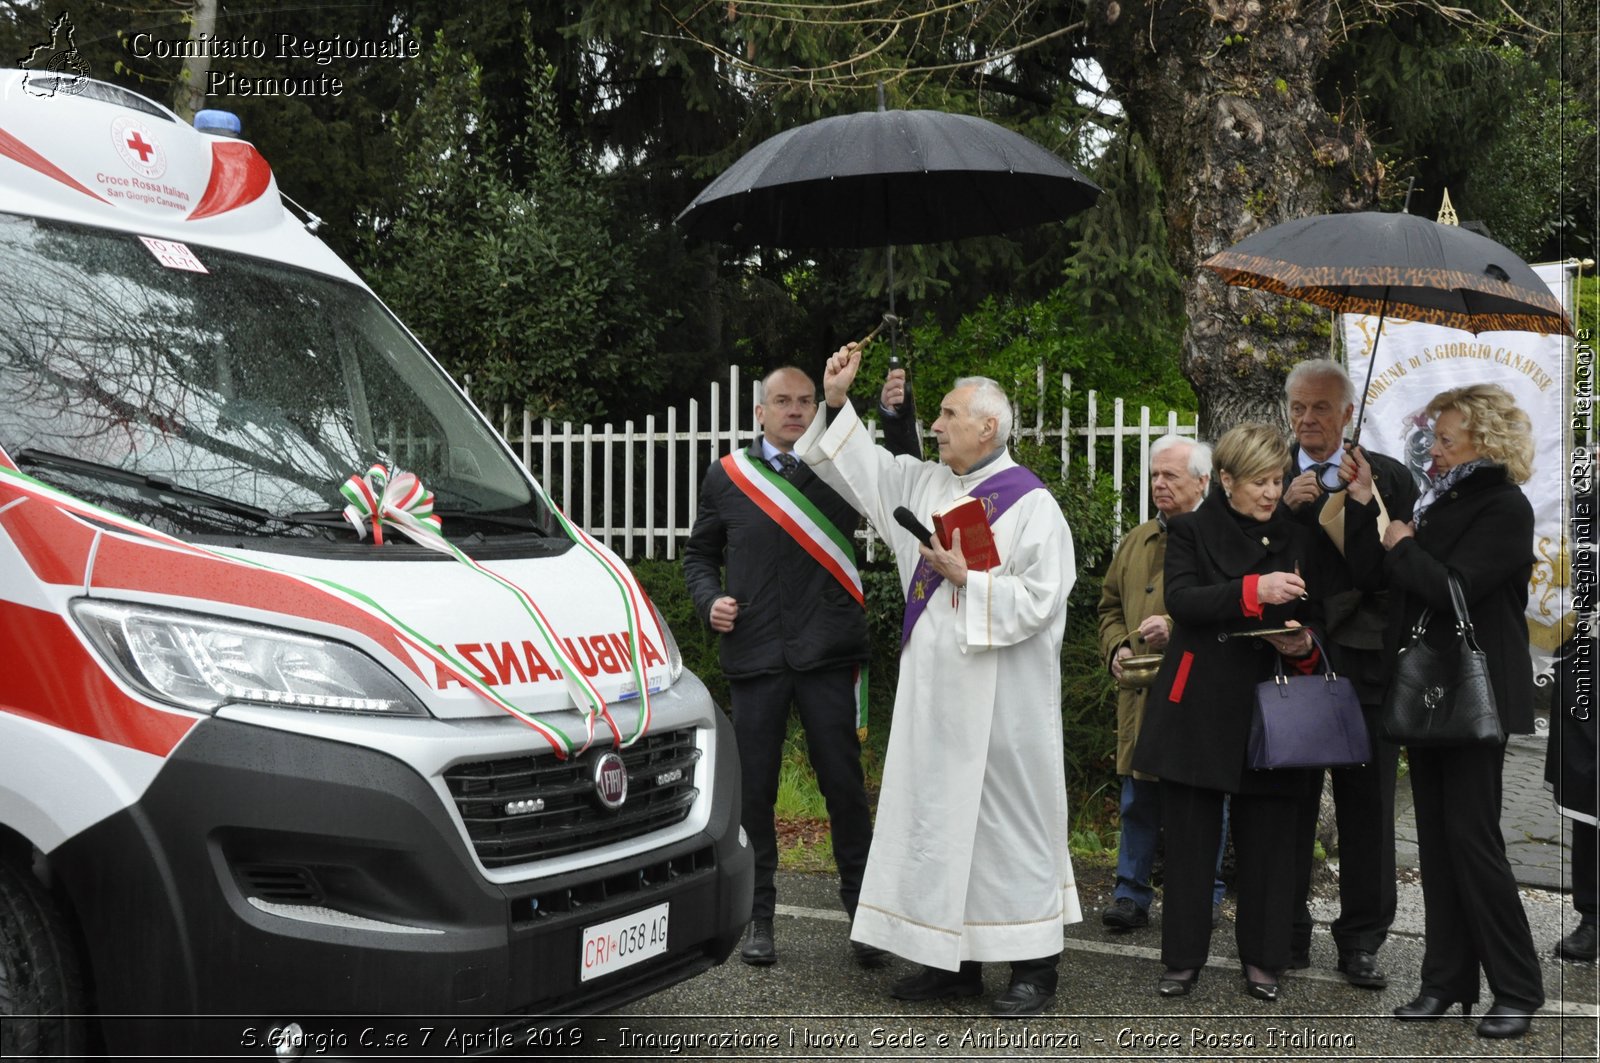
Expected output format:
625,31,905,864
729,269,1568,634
0,70,750,1056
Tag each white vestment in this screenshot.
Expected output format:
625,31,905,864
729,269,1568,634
797,402,1081,969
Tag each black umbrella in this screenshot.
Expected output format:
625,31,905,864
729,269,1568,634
675,108,1101,249
1202,211,1572,443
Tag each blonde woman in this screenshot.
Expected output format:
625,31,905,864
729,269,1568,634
1134,423,1321,1002
1343,383,1544,1039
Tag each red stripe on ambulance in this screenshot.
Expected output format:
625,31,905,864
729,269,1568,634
0,489,98,587
0,124,110,202
188,140,272,220
0,599,195,757
87,532,426,681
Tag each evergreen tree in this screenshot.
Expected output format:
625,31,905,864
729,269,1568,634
358,28,662,421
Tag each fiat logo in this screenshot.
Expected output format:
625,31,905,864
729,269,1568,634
592,751,628,810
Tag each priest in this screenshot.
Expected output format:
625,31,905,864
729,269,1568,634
795,342,1080,1019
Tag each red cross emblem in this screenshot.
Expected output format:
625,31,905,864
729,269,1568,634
125,131,155,162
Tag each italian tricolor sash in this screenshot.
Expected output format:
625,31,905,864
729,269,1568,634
720,449,869,732
721,449,863,607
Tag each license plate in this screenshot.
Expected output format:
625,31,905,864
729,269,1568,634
579,902,669,982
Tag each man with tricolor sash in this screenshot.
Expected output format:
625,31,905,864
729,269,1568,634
798,344,1080,1019
685,365,919,969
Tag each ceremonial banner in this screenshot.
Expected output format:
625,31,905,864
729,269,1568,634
1341,262,1575,660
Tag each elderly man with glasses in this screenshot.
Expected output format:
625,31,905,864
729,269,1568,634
1281,359,1418,989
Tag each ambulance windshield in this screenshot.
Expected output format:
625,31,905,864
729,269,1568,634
0,214,555,542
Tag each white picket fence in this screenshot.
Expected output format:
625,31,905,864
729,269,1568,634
470,367,1199,561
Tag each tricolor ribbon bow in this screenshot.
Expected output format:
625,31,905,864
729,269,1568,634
340,463,447,553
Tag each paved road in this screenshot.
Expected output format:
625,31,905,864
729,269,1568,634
578,724,1597,1061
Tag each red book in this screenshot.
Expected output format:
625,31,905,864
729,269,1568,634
931,495,1000,571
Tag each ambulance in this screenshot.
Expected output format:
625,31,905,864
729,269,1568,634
0,69,750,1056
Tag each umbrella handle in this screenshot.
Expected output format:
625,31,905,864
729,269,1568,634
1349,290,1390,447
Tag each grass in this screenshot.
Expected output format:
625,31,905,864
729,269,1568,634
774,755,829,821
778,824,837,873
773,728,852,872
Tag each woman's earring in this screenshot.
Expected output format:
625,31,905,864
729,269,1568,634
1224,489,1232,499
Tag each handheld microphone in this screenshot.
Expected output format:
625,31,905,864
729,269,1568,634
893,506,934,547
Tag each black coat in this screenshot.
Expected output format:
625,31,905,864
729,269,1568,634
1547,629,1598,819
1132,489,1321,795
683,442,870,679
1344,463,1537,735
1547,472,1597,819
1284,444,1419,703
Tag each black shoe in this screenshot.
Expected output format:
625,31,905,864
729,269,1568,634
1476,1004,1533,1039
991,982,1054,1018
1394,994,1471,1020
1157,969,1199,997
1242,964,1279,1002
1102,897,1149,930
851,939,891,968
1244,978,1279,1002
890,965,982,1002
1336,949,1388,989
1556,920,1598,962
740,919,775,966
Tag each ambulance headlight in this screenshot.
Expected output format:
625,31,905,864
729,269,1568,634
71,601,427,716
646,597,684,686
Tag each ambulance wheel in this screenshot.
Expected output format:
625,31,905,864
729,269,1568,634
0,851,89,1060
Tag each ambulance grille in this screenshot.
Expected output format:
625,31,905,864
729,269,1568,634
235,863,323,904
444,728,701,869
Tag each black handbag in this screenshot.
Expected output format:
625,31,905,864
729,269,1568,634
1248,631,1371,770
1378,573,1506,747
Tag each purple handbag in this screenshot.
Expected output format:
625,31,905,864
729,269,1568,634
1248,631,1371,770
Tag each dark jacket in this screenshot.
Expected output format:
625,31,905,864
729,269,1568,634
683,441,870,678
1132,489,1321,795
1344,463,1537,735
1547,471,1597,818
1284,444,1419,703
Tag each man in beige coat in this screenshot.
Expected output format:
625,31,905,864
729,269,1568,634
1096,435,1224,930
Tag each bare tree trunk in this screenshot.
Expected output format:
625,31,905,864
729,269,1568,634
1087,0,1379,438
175,0,219,122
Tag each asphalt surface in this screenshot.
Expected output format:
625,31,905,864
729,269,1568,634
572,723,1598,1061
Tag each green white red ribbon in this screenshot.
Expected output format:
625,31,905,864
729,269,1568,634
335,462,652,755
340,463,445,551
0,455,657,761
527,479,655,747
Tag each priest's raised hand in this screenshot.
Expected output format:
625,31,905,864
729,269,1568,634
823,343,863,407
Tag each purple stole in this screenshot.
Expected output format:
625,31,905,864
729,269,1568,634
900,464,1048,647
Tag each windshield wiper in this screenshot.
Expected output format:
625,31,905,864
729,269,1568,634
12,448,331,532
286,506,551,536
431,507,550,534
